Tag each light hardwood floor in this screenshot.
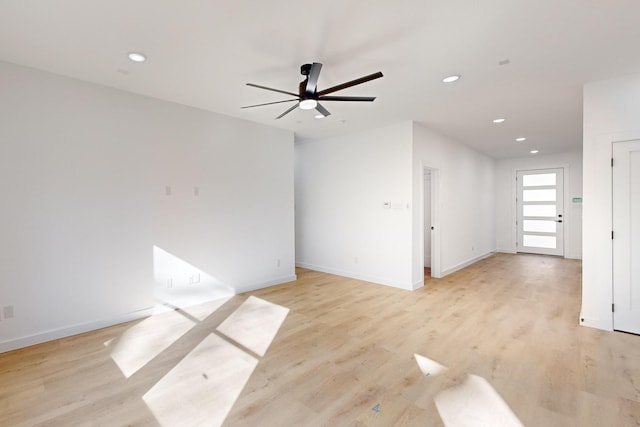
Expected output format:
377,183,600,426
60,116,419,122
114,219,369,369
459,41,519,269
2,253,640,426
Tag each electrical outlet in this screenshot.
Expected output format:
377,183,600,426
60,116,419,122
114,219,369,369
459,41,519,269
4,305,14,319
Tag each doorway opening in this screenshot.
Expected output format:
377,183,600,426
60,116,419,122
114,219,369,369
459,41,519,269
423,166,441,280
424,170,432,280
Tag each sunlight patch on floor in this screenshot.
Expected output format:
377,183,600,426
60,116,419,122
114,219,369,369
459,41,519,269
142,295,290,426
216,296,290,356
434,374,524,427
414,353,449,377
143,333,258,427
106,310,196,378
414,353,523,426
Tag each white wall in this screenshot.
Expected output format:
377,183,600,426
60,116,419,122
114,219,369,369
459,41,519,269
582,73,640,331
411,123,496,286
296,121,496,290
295,122,414,289
495,150,583,259
0,61,295,351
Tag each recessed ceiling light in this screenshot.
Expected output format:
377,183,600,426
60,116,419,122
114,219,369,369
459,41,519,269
442,75,461,83
493,118,506,123
299,99,318,110
530,150,539,154
516,137,526,142
127,52,146,62
315,114,325,119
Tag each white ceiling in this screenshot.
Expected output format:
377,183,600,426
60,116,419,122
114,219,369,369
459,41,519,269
1,0,639,158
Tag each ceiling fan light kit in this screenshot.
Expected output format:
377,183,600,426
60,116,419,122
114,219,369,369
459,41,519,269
242,62,383,119
299,99,318,110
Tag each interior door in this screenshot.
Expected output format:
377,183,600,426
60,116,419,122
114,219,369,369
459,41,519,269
516,168,564,256
613,140,640,334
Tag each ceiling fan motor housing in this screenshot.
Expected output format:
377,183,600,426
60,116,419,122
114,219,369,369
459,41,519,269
300,63,312,76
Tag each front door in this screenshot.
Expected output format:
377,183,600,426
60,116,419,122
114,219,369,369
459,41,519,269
516,168,564,256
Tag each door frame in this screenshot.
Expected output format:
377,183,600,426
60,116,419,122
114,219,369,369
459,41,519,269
510,164,572,255
421,164,441,278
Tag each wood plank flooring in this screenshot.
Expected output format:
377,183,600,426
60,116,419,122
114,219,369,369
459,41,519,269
2,253,640,426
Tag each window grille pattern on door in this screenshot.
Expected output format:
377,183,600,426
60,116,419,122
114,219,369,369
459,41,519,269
516,169,564,256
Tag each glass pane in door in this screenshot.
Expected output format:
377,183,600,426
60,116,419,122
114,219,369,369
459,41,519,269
523,189,557,202
523,220,556,233
523,235,557,249
522,173,556,187
523,204,556,217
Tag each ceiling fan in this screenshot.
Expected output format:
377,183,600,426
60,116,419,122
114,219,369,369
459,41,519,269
242,63,383,119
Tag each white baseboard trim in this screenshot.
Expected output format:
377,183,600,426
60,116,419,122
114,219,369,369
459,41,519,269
495,248,517,254
579,315,612,331
0,307,154,354
0,274,298,354
441,251,495,277
296,262,413,290
235,274,297,293
497,248,582,260
412,279,424,290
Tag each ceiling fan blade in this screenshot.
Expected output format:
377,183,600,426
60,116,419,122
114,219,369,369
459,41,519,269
318,96,376,102
246,83,300,97
275,103,299,120
315,103,331,117
317,72,384,96
305,62,323,97
241,99,299,109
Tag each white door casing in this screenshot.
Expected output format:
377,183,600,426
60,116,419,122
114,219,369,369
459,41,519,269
613,140,640,334
516,168,564,256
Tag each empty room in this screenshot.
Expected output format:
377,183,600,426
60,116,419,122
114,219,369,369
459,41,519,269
1,1,640,426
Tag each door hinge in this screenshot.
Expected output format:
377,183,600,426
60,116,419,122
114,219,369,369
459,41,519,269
611,158,614,167
612,230,614,240
612,303,615,312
